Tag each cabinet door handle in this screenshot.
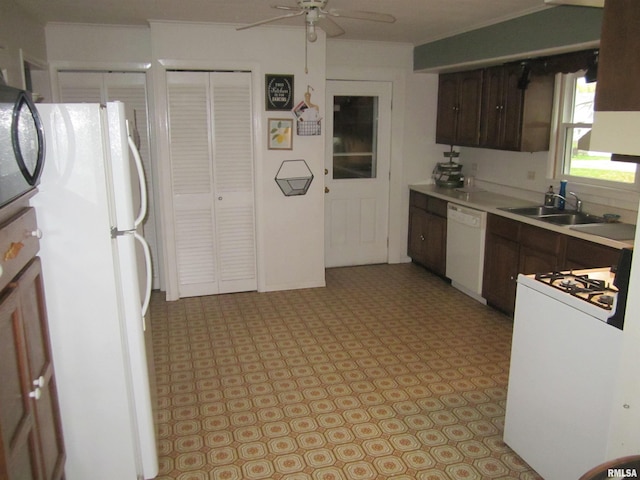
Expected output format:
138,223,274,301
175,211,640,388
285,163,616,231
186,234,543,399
420,235,425,241
29,387,42,400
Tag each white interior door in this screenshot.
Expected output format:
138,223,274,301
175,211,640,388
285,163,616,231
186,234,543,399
167,71,256,298
324,80,392,268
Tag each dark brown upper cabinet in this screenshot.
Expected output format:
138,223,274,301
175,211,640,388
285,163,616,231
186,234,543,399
436,64,555,152
435,69,483,147
480,64,554,152
595,0,640,112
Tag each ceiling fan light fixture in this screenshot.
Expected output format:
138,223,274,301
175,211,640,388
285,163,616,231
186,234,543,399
307,23,318,42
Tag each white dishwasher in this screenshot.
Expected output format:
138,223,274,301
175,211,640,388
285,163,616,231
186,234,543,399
446,203,487,303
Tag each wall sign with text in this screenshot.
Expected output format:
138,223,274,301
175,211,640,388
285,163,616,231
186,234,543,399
265,74,294,111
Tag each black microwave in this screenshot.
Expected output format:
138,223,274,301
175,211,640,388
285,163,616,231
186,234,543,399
0,82,45,208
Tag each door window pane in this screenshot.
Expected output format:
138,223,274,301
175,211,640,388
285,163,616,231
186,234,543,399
332,96,377,179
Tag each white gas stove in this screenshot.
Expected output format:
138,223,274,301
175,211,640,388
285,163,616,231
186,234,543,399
504,265,629,480
518,267,618,323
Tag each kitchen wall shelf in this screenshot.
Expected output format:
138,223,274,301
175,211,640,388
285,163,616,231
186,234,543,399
275,159,314,196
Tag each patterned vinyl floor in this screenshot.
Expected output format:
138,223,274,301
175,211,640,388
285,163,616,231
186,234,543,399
150,263,542,480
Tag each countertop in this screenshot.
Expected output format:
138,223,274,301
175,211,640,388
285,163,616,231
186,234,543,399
409,184,635,250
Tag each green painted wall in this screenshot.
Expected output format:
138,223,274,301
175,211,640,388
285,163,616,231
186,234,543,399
414,6,603,72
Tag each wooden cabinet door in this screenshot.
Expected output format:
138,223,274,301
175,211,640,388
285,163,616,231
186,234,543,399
435,73,459,145
483,233,520,315
595,0,640,112
18,259,65,480
408,206,429,264
456,70,483,146
564,237,621,270
500,65,525,151
408,206,446,277
436,70,482,146
423,212,447,277
519,246,559,276
480,66,504,149
0,287,40,480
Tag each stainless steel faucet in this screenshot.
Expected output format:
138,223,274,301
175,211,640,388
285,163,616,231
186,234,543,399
553,192,582,212
568,192,582,213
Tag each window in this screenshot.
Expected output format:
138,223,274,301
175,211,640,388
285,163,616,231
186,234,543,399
556,74,637,186
332,96,378,179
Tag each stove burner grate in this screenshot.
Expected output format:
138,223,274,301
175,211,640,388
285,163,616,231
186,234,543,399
534,272,617,311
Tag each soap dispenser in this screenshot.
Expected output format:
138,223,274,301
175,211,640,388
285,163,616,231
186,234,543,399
558,180,567,210
544,186,555,207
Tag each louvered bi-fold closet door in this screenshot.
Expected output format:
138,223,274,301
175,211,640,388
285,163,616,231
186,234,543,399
166,71,256,298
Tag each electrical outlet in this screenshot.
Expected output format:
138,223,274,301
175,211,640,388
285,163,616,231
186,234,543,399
527,171,536,180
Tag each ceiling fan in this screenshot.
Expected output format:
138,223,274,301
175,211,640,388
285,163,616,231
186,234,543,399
236,0,396,43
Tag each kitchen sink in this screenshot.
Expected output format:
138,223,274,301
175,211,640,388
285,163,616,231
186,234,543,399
536,212,607,225
500,206,564,216
499,205,606,225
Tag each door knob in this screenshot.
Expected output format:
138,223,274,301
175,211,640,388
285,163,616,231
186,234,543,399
325,187,330,193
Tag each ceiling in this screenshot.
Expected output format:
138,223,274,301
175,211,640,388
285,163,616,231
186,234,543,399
12,0,556,46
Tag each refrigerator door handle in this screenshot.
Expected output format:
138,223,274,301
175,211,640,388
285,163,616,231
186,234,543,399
133,230,153,322
128,134,148,228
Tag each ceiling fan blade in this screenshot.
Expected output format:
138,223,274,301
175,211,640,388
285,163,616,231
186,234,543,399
317,16,345,37
236,10,304,31
544,0,603,6
273,4,302,12
327,8,396,23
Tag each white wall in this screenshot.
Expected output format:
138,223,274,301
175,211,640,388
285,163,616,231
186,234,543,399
45,23,151,67
149,22,326,296
43,22,438,297
458,145,639,224
0,1,46,88
326,40,440,264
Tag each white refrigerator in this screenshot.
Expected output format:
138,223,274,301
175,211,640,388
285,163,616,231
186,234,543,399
31,102,158,479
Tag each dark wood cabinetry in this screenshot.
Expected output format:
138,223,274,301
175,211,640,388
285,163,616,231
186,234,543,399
435,70,483,147
436,64,554,152
0,210,64,480
480,65,554,152
482,212,622,315
595,0,640,112
519,224,565,275
483,215,565,315
564,237,621,270
482,215,521,314
408,191,447,276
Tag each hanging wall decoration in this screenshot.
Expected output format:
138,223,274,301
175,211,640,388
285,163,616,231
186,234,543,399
265,74,294,111
292,85,322,135
268,118,293,150
275,159,314,196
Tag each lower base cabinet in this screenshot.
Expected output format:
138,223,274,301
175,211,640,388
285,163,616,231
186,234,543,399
408,192,447,277
0,209,65,480
483,212,626,315
483,232,520,314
